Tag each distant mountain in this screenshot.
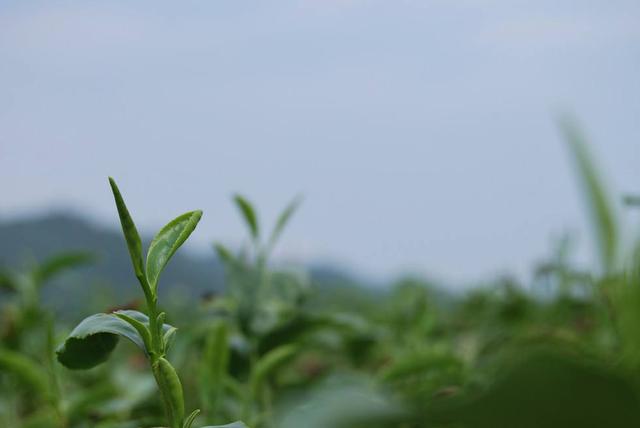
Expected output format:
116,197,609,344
0,212,368,316
0,212,224,311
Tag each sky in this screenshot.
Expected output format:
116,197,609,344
1,0,639,285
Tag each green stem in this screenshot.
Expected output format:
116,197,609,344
140,276,185,428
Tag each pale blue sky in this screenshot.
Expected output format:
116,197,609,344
1,1,639,283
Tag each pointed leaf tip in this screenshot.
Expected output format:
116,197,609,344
108,177,145,280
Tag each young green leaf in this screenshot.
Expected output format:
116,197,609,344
233,194,259,240
183,409,201,428
164,326,178,352
560,118,619,274
109,177,145,280
57,311,174,369
156,312,167,340
146,210,203,292
113,311,153,355
154,357,185,428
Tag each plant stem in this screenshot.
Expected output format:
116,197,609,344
140,276,185,428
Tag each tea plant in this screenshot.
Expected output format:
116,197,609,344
203,195,371,426
207,195,305,427
55,178,247,428
0,251,93,427
2,120,640,428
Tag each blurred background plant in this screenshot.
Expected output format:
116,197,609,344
1,122,639,427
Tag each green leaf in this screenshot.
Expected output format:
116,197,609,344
0,348,51,400
33,251,94,285
233,194,259,240
183,409,201,428
113,311,152,354
267,195,302,254
56,310,174,369
164,326,178,352
251,345,297,397
560,118,619,274
156,312,167,341
109,177,145,280
146,210,202,292
200,321,229,415
154,357,185,428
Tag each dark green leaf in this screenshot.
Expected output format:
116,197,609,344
430,351,640,428
146,210,202,292
56,310,173,369
109,177,145,279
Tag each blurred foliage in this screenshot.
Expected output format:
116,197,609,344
2,122,640,427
